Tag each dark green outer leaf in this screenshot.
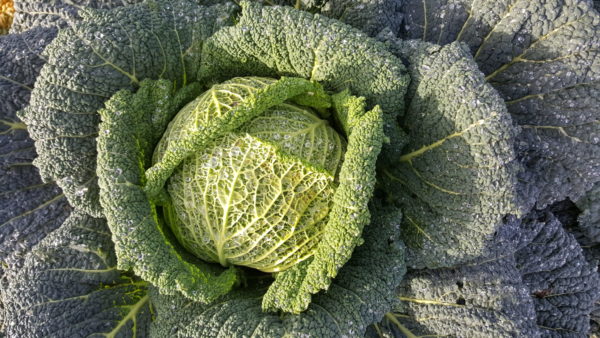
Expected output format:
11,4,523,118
0,27,71,268
370,212,547,337
18,0,237,217
10,0,146,33
251,0,404,37
515,212,600,337
382,255,541,337
318,0,404,37
150,202,405,337
1,211,151,338
400,0,600,208
380,38,521,269
0,24,64,338
375,209,600,338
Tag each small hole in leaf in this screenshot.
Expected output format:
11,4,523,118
456,297,466,305
456,281,463,289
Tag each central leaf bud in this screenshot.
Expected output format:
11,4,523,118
158,77,345,272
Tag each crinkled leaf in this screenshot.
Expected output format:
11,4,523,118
262,99,383,313
377,255,540,337
9,0,145,33
97,79,238,304
18,0,236,217
1,211,151,337
317,0,404,37
369,213,546,338
400,0,600,208
199,1,409,117
150,202,405,337
146,76,330,198
515,212,600,336
0,27,70,268
254,0,404,36
380,38,520,268
375,208,600,337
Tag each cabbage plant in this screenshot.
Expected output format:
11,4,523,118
96,72,386,313
0,0,599,337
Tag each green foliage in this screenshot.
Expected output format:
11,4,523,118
2,0,599,336
376,210,600,337
97,79,238,304
1,211,151,337
401,0,600,208
150,202,405,337
17,0,236,217
380,37,520,268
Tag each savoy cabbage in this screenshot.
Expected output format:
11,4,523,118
0,0,599,337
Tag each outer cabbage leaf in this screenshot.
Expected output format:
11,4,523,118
515,212,600,336
309,0,404,37
256,0,404,36
97,79,238,304
380,38,521,268
10,0,145,33
573,182,600,335
400,0,600,208
375,209,600,337
201,1,410,160
199,1,409,117
149,202,405,337
377,256,540,337
18,0,236,217
370,213,546,337
547,199,600,336
0,24,63,338
1,211,151,337
0,27,70,268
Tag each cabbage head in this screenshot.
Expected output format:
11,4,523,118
96,70,386,314
159,78,346,273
